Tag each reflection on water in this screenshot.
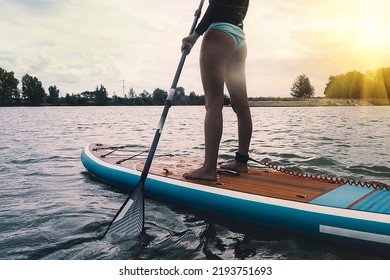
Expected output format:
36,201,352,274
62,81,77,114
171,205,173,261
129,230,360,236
0,106,389,259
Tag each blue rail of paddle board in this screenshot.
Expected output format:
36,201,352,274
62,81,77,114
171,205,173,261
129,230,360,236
309,184,372,208
144,178,390,248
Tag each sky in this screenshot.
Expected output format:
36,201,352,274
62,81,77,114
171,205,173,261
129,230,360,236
1,0,390,98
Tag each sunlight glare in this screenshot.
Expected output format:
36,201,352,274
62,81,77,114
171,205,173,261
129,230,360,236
346,10,389,70
356,17,383,47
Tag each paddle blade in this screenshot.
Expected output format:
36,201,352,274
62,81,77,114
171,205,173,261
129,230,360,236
104,181,144,241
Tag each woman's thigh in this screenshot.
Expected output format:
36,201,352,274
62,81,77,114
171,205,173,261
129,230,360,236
200,30,236,106
226,44,248,109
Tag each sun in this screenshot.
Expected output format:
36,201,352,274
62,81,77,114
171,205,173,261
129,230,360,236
345,12,389,69
355,17,383,48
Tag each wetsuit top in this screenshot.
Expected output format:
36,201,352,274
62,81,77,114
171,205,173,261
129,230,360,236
195,0,250,35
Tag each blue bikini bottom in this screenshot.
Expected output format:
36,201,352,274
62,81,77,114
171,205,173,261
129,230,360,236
208,22,246,50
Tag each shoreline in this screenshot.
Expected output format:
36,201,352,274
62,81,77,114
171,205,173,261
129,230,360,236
1,98,389,108
248,98,388,107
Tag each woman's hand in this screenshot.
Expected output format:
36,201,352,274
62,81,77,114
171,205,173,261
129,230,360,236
181,32,200,54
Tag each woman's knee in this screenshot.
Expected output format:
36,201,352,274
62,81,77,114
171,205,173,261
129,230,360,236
230,98,250,115
205,95,225,111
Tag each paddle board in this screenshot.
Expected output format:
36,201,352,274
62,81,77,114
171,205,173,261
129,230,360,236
81,143,390,250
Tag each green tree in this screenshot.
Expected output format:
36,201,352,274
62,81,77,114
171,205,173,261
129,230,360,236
139,90,152,105
368,68,390,100
64,93,87,105
174,86,186,105
290,74,315,98
324,76,337,98
188,91,198,105
188,91,204,105
64,93,73,105
127,87,136,99
324,71,365,99
80,90,95,101
47,85,60,104
0,67,19,105
94,85,108,105
152,88,167,105
21,74,46,105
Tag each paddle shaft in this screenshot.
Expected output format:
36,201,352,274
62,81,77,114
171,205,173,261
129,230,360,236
138,0,205,224
139,1,204,184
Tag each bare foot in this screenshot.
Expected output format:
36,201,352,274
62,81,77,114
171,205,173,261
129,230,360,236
219,160,248,173
183,166,217,181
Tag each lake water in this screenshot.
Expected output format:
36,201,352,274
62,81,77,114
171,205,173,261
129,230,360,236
1,105,390,260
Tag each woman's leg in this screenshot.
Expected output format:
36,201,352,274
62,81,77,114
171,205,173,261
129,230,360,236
220,43,252,172
183,29,236,181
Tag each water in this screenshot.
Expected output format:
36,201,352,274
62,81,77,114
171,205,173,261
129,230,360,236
1,105,390,260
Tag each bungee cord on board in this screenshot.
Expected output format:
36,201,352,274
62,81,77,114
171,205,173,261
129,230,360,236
248,157,390,191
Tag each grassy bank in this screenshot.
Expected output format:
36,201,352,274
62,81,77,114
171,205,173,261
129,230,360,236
248,98,389,107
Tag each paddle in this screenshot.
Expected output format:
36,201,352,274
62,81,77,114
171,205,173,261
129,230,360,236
103,0,205,241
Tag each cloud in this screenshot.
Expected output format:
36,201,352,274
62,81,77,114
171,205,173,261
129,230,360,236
1,0,390,98
10,0,56,9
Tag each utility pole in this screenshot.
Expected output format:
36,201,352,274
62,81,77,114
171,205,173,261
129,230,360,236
123,77,125,97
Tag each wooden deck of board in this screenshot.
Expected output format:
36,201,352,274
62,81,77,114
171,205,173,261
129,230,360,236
134,156,340,203
91,145,340,204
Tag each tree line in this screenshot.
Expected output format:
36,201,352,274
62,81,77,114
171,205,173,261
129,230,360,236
287,68,390,100
2,65,390,106
324,67,390,100
0,66,207,106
